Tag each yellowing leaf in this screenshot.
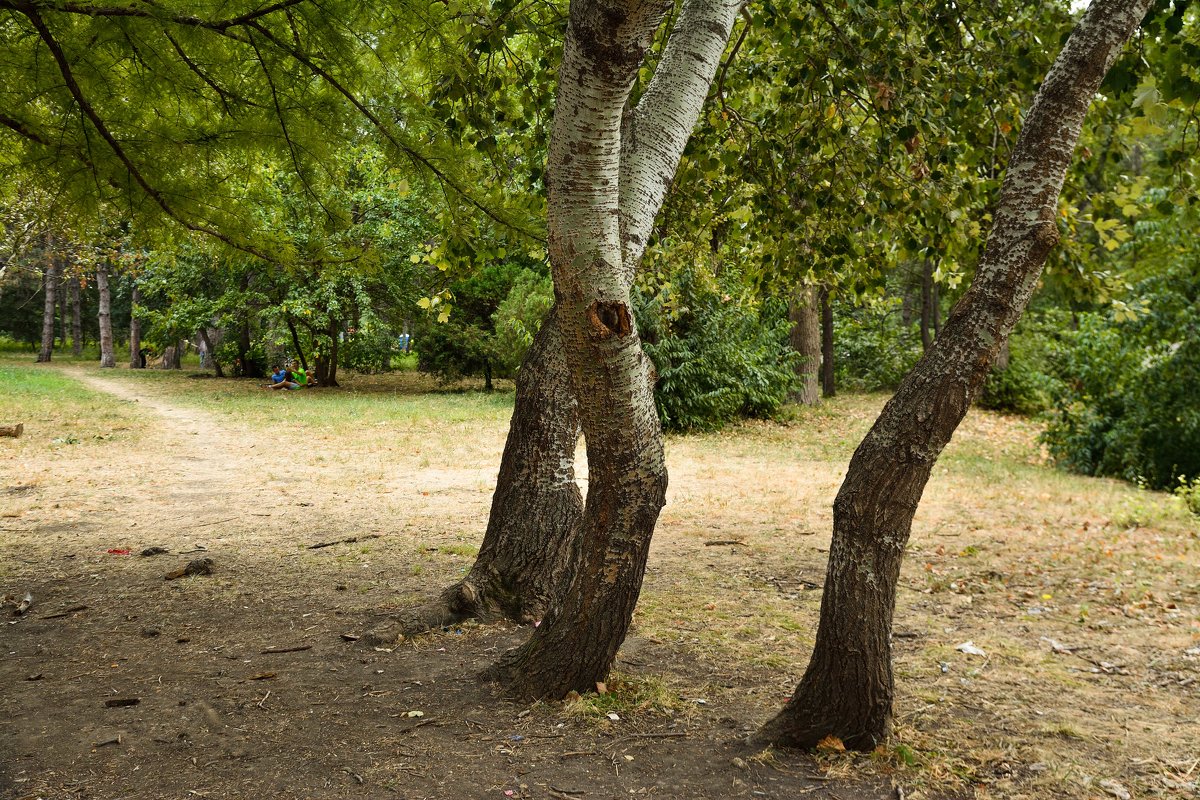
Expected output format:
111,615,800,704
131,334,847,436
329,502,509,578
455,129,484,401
816,735,846,754
437,309,450,324
417,297,432,309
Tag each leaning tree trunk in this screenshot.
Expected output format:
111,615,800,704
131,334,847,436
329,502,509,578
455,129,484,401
365,307,585,644
96,263,115,368
487,0,741,701
789,285,821,405
37,256,59,363
129,285,144,369
757,0,1153,751
820,286,835,398
69,275,83,356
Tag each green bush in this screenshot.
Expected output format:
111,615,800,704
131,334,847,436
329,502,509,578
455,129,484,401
978,321,1063,415
832,297,922,392
1041,258,1200,490
637,269,799,432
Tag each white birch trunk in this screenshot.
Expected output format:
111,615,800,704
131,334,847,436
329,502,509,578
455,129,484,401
96,262,115,368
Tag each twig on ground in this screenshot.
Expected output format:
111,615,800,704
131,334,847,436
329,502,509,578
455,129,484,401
260,645,311,654
308,534,382,550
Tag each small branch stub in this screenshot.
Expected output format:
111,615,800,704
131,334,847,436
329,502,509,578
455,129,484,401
587,301,632,339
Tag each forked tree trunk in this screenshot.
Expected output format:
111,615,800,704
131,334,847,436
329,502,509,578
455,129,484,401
96,263,115,368
487,0,741,701
365,307,584,644
820,287,835,398
38,256,59,363
129,285,144,369
757,0,1153,751
69,275,83,356
789,285,821,405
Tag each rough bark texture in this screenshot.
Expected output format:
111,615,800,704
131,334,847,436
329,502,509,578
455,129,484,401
96,263,115,368
789,285,821,406
69,275,83,356
129,285,144,369
367,307,583,644
820,287,835,398
38,257,59,363
485,0,742,701
757,0,1152,751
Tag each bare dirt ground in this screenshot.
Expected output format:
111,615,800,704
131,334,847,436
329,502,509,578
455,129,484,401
1,363,1198,800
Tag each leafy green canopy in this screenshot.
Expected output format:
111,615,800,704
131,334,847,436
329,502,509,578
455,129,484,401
0,0,539,260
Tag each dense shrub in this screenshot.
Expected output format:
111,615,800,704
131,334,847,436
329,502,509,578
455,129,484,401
978,320,1064,415
832,297,922,392
637,269,799,432
1041,259,1200,490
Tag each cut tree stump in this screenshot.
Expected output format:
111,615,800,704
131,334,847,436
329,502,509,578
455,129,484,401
0,424,23,438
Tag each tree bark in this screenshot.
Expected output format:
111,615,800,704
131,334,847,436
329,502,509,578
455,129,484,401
69,275,83,356
37,254,59,363
314,321,340,387
96,262,115,368
820,286,835,398
129,285,144,368
58,274,69,347
486,0,741,701
366,307,585,644
789,285,821,405
757,0,1153,752
198,327,224,377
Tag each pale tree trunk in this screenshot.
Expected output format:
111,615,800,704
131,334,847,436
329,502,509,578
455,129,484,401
487,0,742,701
69,275,83,356
757,0,1153,751
160,341,183,369
129,285,144,368
58,275,69,347
96,262,115,368
365,306,584,644
37,255,59,363
820,286,835,398
789,285,821,405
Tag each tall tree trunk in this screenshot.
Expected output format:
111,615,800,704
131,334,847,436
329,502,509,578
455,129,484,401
820,286,835,398
757,0,1152,751
37,256,59,363
486,0,741,701
96,262,115,368
314,321,340,387
58,274,69,348
69,275,83,356
198,327,224,378
789,285,821,406
366,307,584,644
920,259,935,351
129,285,144,368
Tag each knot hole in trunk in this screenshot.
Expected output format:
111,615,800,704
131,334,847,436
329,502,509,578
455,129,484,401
587,301,632,339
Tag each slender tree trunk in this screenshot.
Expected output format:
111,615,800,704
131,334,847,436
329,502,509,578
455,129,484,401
198,327,224,377
365,307,584,644
483,359,494,393
37,256,59,363
820,286,835,398
129,285,144,368
69,275,83,356
757,0,1152,751
920,259,935,351
96,262,115,368
58,275,69,348
286,316,308,371
789,285,821,405
486,0,741,701
314,321,340,387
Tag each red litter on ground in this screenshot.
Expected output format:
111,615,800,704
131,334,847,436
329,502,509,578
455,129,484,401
106,549,132,556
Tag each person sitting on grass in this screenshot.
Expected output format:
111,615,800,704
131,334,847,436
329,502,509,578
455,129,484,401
263,365,300,390
289,359,312,388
